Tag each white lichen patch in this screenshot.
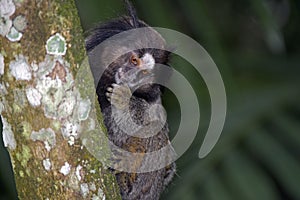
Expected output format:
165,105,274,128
35,57,76,119
43,158,51,171
0,0,16,19
76,165,83,181
18,41,94,150
13,15,27,32
92,195,100,200
0,17,12,36
6,26,23,42
80,183,89,198
0,53,4,75
31,55,95,146
69,136,76,146
31,62,38,72
1,116,16,150
61,120,80,145
0,0,14,37
44,141,51,152
77,99,91,121
30,128,56,151
9,55,32,81
92,188,106,200
37,77,64,118
26,87,42,107
46,33,67,56
0,83,7,95
67,170,81,191
98,188,106,200
60,162,71,176
0,102,4,113
89,182,96,192
35,55,56,78
57,91,77,120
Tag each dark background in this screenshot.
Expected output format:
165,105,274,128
1,0,300,199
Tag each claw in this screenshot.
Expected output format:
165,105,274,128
107,87,113,93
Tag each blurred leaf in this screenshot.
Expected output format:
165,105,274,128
203,172,232,200
167,83,299,200
250,0,286,53
246,129,300,199
272,112,300,154
222,151,280,200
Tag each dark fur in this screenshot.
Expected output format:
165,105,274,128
86,2,175,199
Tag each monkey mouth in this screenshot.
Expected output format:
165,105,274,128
116,68,125,81
115,67,155,89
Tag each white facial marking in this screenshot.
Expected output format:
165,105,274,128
141,53,155,70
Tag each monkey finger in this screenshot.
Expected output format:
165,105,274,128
107,87,113,93
106,92,113,97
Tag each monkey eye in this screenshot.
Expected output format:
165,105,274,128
130,55,140,66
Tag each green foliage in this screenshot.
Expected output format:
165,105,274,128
1,0,300,199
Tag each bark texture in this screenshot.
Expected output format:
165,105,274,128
0,0,121,199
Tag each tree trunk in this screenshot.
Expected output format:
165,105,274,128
0,0,121,199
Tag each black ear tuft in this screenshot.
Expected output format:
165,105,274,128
123,0,139,28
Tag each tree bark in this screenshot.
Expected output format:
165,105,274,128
0,0,121,199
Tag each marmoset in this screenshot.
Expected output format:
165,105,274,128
86,1,176,199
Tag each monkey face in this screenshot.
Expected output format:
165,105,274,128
113,47,170,95
115,52,155,89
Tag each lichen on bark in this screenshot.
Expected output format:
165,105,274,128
0,0,121,199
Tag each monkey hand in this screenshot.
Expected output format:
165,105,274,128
106,83,132,110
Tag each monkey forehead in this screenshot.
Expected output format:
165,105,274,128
99,28,166,64
134,27,166,49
